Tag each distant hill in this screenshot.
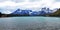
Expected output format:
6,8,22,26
11,7,54,16
0,12,2,17
11,9,21,14
0,8,60,17
49,8,60,16
11,9,32,16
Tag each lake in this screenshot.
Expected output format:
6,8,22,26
0,16,60,30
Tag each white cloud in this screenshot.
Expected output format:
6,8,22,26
50,2,60,9
0,0,60,14
0,0,54,8
0,1,17,6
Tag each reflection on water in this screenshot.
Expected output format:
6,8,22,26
0,17,60,30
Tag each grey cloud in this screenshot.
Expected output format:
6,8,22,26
29,0,41,2
11,0,24,3
55,0,60,2
0,0,41,2
0,0,6,2
0,0,24,2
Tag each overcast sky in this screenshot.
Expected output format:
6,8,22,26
0,0,60,2
0,0,60,14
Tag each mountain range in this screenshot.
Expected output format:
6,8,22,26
11,7,55,16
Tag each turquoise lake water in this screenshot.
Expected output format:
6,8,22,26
0,16,60,30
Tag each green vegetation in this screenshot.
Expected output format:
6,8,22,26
49,8,60,17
